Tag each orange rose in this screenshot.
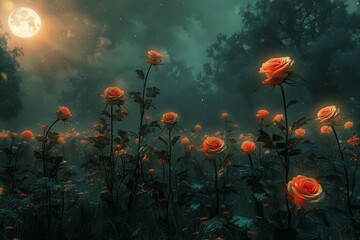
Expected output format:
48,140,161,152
273,114,283,124
58,137,66,144
194,124,202,131
287,175,324,209
320,126,332,135
56,106,72,120
347,135,359,146
202,137,226,156
102,87,125,102
316,105,340,123
181,137,190,145
221,112,229,119
148,168,156,174
11,132,17,138
21,130,33,139
0,132,9,139
294,128,306,138
161,112,179,127
344,121,354,129
147,50,163,65
256,109,270,120
259,57,295,85
241,140,256,154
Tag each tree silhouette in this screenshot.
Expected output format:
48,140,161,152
0,26,23,121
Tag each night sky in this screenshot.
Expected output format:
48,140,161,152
0,0,358,133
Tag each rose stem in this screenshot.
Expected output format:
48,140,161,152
331,125,353,216
280,84,292,228
166,128,173,228
248,154,254,169
109,103,114,193
213,158,219,215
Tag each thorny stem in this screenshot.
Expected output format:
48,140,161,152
214,158,219,215
331,125,353,216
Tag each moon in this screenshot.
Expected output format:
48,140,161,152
8,7,42,39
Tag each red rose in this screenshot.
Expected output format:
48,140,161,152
161,112,179,127
102,87,125,102
147,50,163,65
273,114,283,124
316,105,340,123
294,128,306,138
202,137,225,156
347,135,359,146
241,140,256,154
194,124,202,131
344,121,354,129
320,126,332,135
256,109,270,120
56,106,72,120
21,130,33,139
287,175,324,209
259,57,295,85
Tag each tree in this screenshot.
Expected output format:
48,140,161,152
0,25,23,121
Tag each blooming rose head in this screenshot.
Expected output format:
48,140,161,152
259,57,295,85
181,137,190,145
202,137,226,157
347,135,359,146
320,126,332,135
287,175,324,210
102,87,125,102
11,132,17,138
21,130,33,140
256,109,270,120
148,168,156,175
273,114,284,124
221,112,229,119
147,50,163,65
0,132,9,139
56,106,72,121
316,105,340,123
194,124,202,131
161,112,179,127
344,121,354,129
241,140,256,154
294,128,306,138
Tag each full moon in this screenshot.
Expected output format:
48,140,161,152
8,7,42,39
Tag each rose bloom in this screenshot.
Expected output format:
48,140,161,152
148,168,156,175
264,149,271,155
347,135,359,146
287,175,325,209
215,131,221,136
294,128,306,138
145,115,151,121
316,105,340,123
344,121,354,129
181,137,190,145
256,109,270,120
320,126,332,135
273,114,283,124
202,137,226,157
21,130,33,139
194,124,202,131
0,132,9,139
102,87,125,102
259,57,295,85
56,106,72,121
11,132,17,138
41,124,48,131
221,112,229,119
161,112,179,127
241,140,256,154
58,137,66,144
147,50,163,65
233,124,239,129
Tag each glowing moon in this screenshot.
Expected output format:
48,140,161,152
8,7,41,39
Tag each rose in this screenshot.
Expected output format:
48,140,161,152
273,114,283,124
287,175,324,209
221,112,229,119
161,112,179,127
241,140,256,154
320,126,332,135
147,50,163,65
21,130,33,139
344,121,354,129
181,137,190,145
202,137,226,156
194,124,202,131
259,57,295,85
256,109,270,120
102,87,125,102
347,135,359,146
316,105,340,123
56,106,72,120
294,128,306,138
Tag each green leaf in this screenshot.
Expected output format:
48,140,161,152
272,134,284,141
146,87,160,98
171,136,181,146
230,215,254,230
135,69,145,80
287,100,302,108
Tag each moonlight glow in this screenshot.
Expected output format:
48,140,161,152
8,7,42,39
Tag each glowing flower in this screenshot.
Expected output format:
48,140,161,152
256,109,270,120
259,57,295,85
56,106,72,121
241,140,256,154
287,175,324,209
320,126,332,135
344,121,354,129
221,112,229,119
102,87,125,102
11,132,17,138
0,132,9,139
161,112,179,127
147,50,163,65
294,128,306,138
145,115,151,121
148,168,156,174
273,114,283,124
347,135,359,146
181,137,190,145
194,124,202,131
264,150,271,155
21,130,33,139
58,137,66,144
202,137,226,156
316,105,340,123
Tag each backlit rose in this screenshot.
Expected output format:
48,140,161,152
21,130,33,139
194,124,202,131
241,140,256,154
147,50,163,65
181,137,190,145
102,87,125,102
221,112,229,119
287,175,324,209
273,114,283,124
320,126,332,135
56,106,72,121
347,135,359,146
259,57,295,85
316,105,340,123
202,137,225,157
344,121,354,129
256,109,270,120
161,112,179,127
294,128,306,138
